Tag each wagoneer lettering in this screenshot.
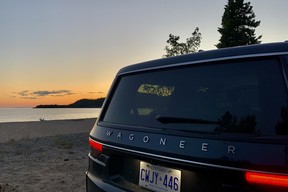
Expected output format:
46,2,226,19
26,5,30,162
160,138,167,146
228,145,236,154
179,140,185,149
104,130,237,154
117,132,122,139
129,134,134,141
143,136,149,143
202,143,208,152
87,43,288,192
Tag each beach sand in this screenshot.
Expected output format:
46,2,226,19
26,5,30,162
0,118,96,192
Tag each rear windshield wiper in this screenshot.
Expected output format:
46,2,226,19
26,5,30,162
156,115,220,125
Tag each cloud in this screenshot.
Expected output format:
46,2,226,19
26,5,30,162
21,96,38,100
89,91,104,94
33,90,74,97
13,90,75,99
18,90,30,97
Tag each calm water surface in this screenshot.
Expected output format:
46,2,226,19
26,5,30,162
0,108,101,123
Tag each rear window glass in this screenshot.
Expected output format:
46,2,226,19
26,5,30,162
102,58,288,136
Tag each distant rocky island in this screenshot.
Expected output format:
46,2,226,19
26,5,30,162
35,98,105,108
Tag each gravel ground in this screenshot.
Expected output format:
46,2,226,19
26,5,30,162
0,133,90,192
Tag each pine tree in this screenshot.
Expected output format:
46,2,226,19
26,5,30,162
216,0,262,48
163,27,201,58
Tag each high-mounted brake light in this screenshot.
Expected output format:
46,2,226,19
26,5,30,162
89,138,103,153
245,171,288,187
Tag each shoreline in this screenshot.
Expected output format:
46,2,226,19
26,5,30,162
0,117,96,124
0,118,96,143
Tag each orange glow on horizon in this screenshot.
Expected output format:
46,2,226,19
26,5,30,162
1,90,107,108
1,77,112,108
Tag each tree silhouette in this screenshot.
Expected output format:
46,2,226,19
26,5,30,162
216,0,262,48
216,111,256,133
276,106,288,135
163,27,201,58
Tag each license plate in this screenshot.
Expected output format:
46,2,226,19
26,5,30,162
139,161,181,192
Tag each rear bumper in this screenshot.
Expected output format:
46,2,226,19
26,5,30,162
86,171,127,192
86,141,288,192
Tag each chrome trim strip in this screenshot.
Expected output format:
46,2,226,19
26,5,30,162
118,52,288,76
89,141,288,176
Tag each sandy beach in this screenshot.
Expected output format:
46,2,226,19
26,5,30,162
0,118,96,192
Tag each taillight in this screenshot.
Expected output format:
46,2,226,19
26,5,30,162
245,171,288,187
89,138,103,158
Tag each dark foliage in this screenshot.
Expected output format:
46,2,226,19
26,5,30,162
35,98,105,108
216,111,256,134
216,0,262,48
163,27,201,57
276,106,288,135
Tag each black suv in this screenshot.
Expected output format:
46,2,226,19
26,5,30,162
86,43,288,192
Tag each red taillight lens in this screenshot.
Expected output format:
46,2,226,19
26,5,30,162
246,171,288,187
89,138,103,157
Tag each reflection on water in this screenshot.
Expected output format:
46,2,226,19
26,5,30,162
0,108,101,123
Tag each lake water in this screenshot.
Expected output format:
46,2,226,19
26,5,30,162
0,108,101,123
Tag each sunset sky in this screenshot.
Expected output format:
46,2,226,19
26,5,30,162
1,0,287,108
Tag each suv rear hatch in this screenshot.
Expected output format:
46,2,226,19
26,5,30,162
88,55,288,192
